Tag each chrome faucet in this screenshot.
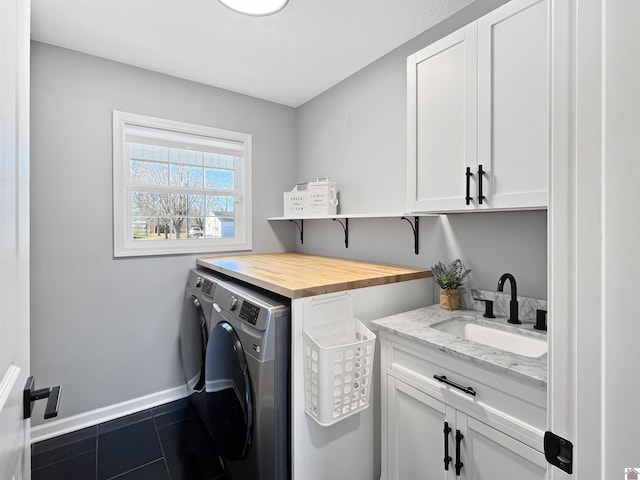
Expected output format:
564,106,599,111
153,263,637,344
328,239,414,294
497,273,520,324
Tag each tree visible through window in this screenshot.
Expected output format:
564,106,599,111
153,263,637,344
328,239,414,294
113,112,252,257
129,144,236,240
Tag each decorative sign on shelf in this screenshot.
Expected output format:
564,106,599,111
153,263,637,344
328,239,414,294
284,177,339,217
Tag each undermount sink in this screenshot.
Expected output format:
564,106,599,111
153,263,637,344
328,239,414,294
431,316,547,358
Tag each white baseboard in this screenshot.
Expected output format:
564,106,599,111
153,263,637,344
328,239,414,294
30,385,189,444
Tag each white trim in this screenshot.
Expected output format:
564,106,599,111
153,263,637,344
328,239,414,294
548,1,607,478
547,0,575,478
0,366,21,413
0,0,30,476
30,385,189,444
112,110,253,257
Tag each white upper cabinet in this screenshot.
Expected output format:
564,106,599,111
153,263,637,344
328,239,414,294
407,0,548,213
407,24,478,212
477,0,548,210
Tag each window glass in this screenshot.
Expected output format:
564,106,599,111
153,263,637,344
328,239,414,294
113,111,252,257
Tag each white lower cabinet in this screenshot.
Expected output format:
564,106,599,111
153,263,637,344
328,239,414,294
380,333,547,480
460,413,546,480
388,377,449,479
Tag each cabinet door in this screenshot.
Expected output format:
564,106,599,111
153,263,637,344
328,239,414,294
408,24,477,212
457,413,547,480
387,377,453,480
477,0,548,209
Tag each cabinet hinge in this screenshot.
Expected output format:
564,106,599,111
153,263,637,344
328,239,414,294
544,431,573,474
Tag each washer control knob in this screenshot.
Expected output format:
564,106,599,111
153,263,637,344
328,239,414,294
229,296,238,311
195,277,203,288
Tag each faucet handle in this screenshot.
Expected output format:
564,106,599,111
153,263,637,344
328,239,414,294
534,309,547,331
474,298,495,318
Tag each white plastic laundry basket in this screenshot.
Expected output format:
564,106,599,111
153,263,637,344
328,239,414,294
302,296,375,426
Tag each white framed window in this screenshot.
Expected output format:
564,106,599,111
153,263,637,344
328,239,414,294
113,111,252,257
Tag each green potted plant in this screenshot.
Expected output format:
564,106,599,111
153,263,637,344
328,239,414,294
431,259,471,310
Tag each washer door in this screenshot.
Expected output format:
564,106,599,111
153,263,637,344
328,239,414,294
179,295,208,392
205,321,253,460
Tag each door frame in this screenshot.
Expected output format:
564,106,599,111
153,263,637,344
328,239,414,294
0,0,31,478
548,0,603,478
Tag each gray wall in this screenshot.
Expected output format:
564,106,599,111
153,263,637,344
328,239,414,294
30,0,546,425
295,0,547,300
30,42,297,424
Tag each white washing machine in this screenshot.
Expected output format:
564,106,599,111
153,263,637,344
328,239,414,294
179,268,291,479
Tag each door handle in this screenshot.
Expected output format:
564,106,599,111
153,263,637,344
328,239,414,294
443,421,452,470
433,374,476,397
455,429,464,476
23,376,61,419
465,167,473,205
477,164,486,204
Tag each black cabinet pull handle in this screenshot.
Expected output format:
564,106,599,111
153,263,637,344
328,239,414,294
455,429,464,476
465,167,473,205
443,421,452,470
433,374,476,397
477,164,486,204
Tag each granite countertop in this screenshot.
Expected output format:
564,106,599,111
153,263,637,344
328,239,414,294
372,305,547,387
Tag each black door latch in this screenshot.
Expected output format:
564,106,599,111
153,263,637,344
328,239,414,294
23,376,61,420
544,431,573,474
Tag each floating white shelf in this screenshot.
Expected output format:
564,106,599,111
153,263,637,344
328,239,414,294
267,212,439,254
267,212,438,221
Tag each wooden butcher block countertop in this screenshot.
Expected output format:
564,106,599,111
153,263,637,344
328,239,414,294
196,253,432,299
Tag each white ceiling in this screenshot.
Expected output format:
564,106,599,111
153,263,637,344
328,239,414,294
30,0,475,107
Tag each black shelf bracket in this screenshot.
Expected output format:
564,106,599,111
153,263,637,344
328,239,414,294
289,219,304,244
274,214,426,254
401,216,420,255
332,218,349,248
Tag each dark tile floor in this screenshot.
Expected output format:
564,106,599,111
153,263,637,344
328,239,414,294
31,398,227,480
